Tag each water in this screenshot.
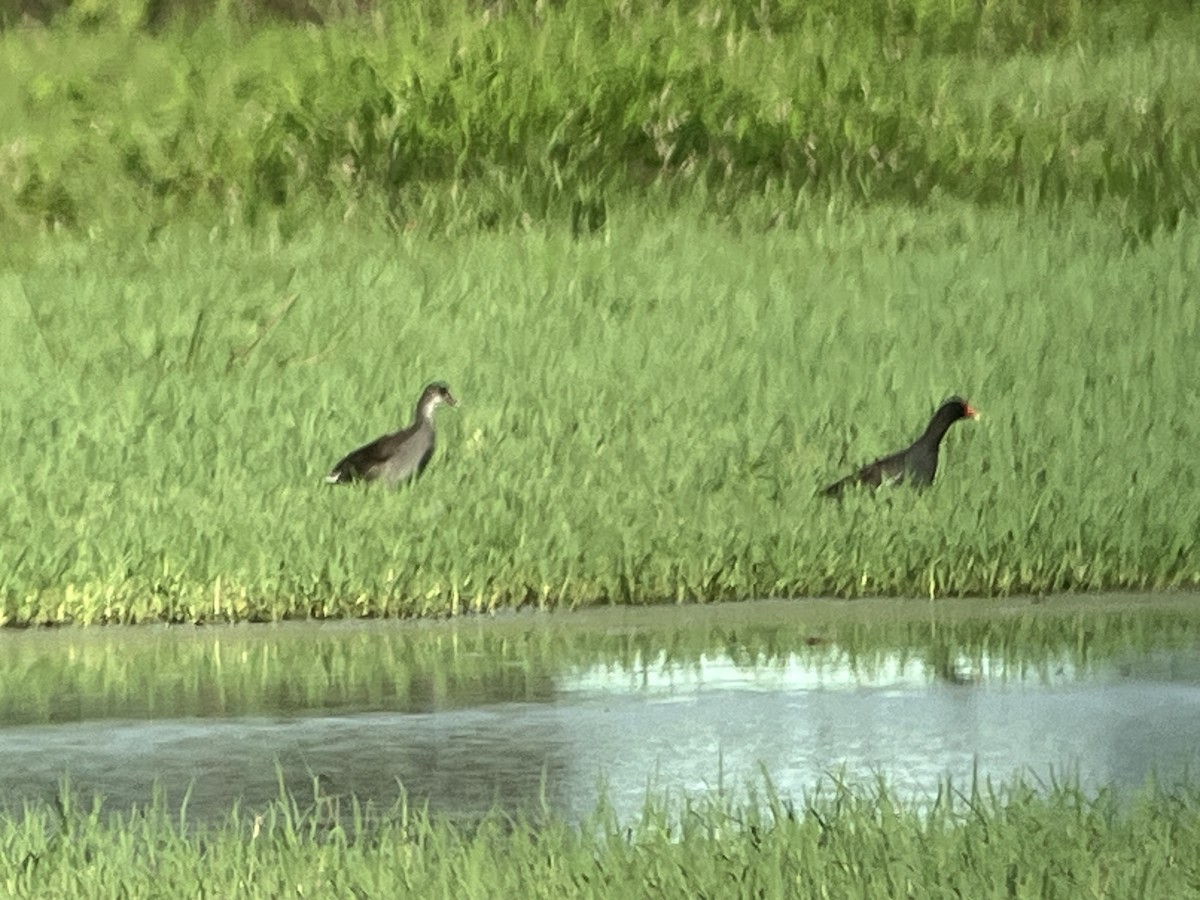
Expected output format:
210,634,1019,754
0,597,1197,823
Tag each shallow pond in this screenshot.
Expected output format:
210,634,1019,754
1,595,1198,824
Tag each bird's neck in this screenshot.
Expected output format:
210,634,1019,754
415,399,440,425
920,412,959,445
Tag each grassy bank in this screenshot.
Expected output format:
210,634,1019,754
0,202,1197,623
3,0,1197,623
3,776,1198,898
1,1,1199,243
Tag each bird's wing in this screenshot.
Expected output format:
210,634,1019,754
859,448,910,486
327,429,408,480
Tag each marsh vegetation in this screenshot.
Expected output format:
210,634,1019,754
2,205,1197,622
4,0,1198,622
4,775,1199,898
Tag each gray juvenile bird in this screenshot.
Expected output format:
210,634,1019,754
326,382,457,486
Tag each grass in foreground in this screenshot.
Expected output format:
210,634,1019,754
0,201,1197,623
3,775,1199,898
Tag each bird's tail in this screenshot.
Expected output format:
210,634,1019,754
819,476,851,499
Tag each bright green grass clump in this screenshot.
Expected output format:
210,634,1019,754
0,202,1196,623
3,776,1199,898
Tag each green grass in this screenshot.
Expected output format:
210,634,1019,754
1,0,1199,242
2,0,1197,621
1,201,1197,623
2,774,1198,898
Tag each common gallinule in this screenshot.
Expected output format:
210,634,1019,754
326,382,457,486
821,397,977,498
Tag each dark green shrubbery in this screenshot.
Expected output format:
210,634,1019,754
1,0,1198,241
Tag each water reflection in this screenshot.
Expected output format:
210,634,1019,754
562,648,1085,695
0,599,1197,824
552,647,1200,818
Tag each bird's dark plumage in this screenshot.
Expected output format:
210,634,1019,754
821,397,977,498
326,382,457,486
